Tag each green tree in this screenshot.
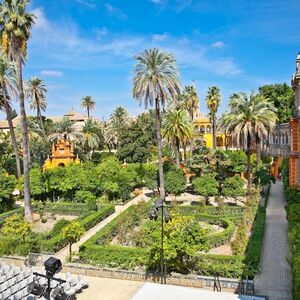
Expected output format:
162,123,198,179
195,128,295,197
62,221,84,261
80,119,101,155
0,0,36,222
258,83,295,123
206,86,221,149
222,175,246,197
117,111,157,163
1,214,31,241
0,169,16,211
226,150,247,173
165,169,186,198
74,190,97,211
80,96,95,119
147,215,209,272
193,173,219,197
48,117,81,142
25,77,47,131
162,109,193,168
181,84,200,157
219,92,277,191
133,48,181,200
0,53,21,178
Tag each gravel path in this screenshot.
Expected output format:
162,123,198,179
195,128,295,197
56,191,152,262
255,182,292,300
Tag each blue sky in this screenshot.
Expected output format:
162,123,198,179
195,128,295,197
12,0,300,119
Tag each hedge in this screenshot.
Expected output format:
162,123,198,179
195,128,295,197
195,215,235,248
244,207,266,276
178,206,243,217
33,202,91,216
41,204,115,252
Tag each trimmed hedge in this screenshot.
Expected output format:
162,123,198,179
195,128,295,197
178,206,243,217
41,204,115,252
33,202,91,216
244,207,266,276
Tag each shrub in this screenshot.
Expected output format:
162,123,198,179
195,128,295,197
165,169,186,196
75,190,97,211
1,214,31,241
193,173,219,196
222,175,246,197
51,219,70,237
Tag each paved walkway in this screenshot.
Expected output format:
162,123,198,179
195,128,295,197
56,191,152,262
255,182,292,300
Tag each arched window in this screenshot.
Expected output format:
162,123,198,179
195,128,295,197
206,125,211,132
286,133,289,144
200,125,205,133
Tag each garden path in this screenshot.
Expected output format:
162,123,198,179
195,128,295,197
55,190,152,263
255,182,292,300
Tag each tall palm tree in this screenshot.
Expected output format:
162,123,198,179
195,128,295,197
0,53,21,178
80,96,95,118
182,84,199,157
48,117,81,142
25,77,47,131
0,0,36,222
133,48,181,199
206,86,221,149
109,106,130,149
80,119,100,154
218,92,277,191
162,108,193,168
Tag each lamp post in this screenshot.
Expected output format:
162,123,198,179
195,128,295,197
149,198,171,285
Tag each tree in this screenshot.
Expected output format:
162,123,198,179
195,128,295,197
0,169,16,212
193,173,219,197
48,117,81,142
222,175,246,197
0,53,21,178
165,169,186,198
1,214,31,242
62,221,84,261
80,119,100,155
181,84,200,157
105,106,130,150
147,215,209,272
80,96,95,118
162,108,193,167
258,83,295,123
206,86,221,149
219,92,277,191
0,0,36,222
133,48,181,200
25,77,47,131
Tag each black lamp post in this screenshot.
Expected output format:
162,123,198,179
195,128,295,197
149,198,171,285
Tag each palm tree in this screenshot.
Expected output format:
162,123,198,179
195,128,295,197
48,117,81,142
0,0,36,222
80,96,95,118
162,109,193,168
218,92,277,191
109,106,130,149
80,119,100,154
206,86,221,149
133,48,181,199
25,77,47,131
0,53,21,178
182,84,199,157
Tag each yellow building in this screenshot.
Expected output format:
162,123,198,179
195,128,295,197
193,112,230,148
43,139,80,170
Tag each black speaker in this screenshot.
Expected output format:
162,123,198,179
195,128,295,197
44,257,62,276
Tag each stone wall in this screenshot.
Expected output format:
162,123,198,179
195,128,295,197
0,255,241,293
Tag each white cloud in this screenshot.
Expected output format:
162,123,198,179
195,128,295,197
77,0,96,9
104,3,127,20
96,27,108,37
152,33,168,42
32,8,49,30
211,41,226,49
149,0,163,4
29,9,241,77
41,70,63,77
